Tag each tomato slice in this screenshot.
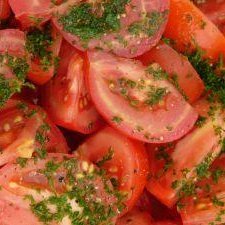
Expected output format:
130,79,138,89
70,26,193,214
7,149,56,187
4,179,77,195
164,0,225,62
77,126,149,212
8,0,54,28
42,41,102,134
116,207,152,225
0,29,26,57
26,23,62,85
137,42,205,103
179,155,225,225
0,100,69,166
194,0,225,32
0,153,119,225
52,0,169,58
146,99,225,207
87,50,198,143
0,0,11,20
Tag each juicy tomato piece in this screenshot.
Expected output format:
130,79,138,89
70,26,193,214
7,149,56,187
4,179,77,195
179,155,225,225
0,0,11,20
87,50,198,143
52,0,169,58
0,100,68,166
137,42,205,103
27,24,62,85
42,40,102,134
116,207,152,225
153,221,180,225
77,126,149,212
146,99,225,208
0,29,26,57
194,0,225,31
8,0,54,28
0,154,119,225
164,0,225,61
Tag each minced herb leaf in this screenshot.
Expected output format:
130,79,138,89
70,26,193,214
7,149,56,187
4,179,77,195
145,86,168,106
188,50,225,107
58,0,129,44
16,157,28,168
96,147,114,167
26,26,53,71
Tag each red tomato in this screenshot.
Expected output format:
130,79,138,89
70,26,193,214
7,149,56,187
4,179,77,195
146,99,225,207
137,42,205,103
195,0,225,31
0,100,68,166
0,153,119,225
8,0,54,28
52,0,169,58
42,41,102,134
27,24,62,85
0,0,11,20
153,221,180,225
164,0,225,62
77,126,149,212
0,29,26,57
180,155,225,225
116,207,152,225
86,50,198,143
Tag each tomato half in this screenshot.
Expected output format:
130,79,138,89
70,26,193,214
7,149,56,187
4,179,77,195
27,23,62,85
116,207,152,225
87,50,198,143
0,0,11,20
0,153,119,225
164,0,225,62
146,99,225,207
0,100,69,166
77,126,149,212
137,42,205,103
52,0,169,58
42,40,102,134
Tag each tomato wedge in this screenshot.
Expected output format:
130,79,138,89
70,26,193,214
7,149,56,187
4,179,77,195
77,126,149,212
137,42,205,103
164,0,225,61
146,99,225,207
0,153,119,225
87,50,198,143
0,0,11,20
0,100,68,166
52,0,169,58
179,155,225,225
116,207,152,225
26,24,62,85
8,0,54,28
42,41,102,134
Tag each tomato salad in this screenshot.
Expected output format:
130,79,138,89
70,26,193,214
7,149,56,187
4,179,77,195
0,0,225,224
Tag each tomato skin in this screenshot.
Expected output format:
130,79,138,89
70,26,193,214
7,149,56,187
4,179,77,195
27,24,62,85
164,0,225,62
146,99,224,208
77,126,150,213
0,0,11,20
42,41,102,134
137,42,205,103
87,50,198,144
116,207,152,225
